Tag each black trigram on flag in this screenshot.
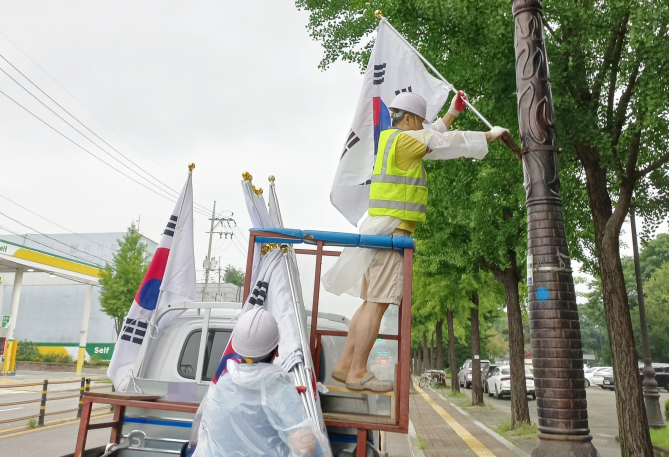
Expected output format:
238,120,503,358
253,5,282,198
395,86,412,96
341,130,361,159
121,318,148,345
248,281,268,306
163,215,177,237
373,63,386,85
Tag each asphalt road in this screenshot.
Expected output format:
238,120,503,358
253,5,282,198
0,371,113,456
456,381,669,456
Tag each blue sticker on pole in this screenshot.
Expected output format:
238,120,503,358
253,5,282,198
537,287,550,301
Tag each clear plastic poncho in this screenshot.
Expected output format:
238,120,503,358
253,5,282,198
195,360,329,457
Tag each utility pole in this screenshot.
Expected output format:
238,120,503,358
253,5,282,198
202,201,216,302
511,0,597,455
630,205,666,429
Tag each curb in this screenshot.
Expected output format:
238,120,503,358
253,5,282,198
429,387,531,457
407,417,426,457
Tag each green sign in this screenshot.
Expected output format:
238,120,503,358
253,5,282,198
1,315,9,328
86,343,115,360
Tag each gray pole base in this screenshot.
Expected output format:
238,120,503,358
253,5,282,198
533,434,598,457
643,390,667,429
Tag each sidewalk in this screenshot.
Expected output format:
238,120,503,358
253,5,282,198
407,384,528,457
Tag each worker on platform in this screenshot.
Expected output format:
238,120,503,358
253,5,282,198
326,91,509,392
195,308,325,457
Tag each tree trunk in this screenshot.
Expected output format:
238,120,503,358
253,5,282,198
489,252,531,428
470,293,484,406
422,332,430,374
581,156,653,455
446,309,460,393
430,332,436,368
417,344,423,375
436,319,445,371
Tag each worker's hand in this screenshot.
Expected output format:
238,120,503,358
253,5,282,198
288,428,317,456
487,126,510,141
447,91,468,117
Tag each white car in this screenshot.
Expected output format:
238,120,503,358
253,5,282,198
458,359,491,389
487,365,536,400
586,366,612,387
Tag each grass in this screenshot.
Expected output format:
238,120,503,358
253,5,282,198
651,427,669,449
417,434,426,450
448,391,468,399
26,419,37,429
466,402,495,411
496,420,538,440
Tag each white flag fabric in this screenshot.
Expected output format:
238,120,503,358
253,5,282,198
331,20,452,225
107,174,196,391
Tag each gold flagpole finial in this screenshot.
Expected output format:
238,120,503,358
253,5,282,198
268,175,275,183
242,171,253,181
188,163,195,171
375,10,383,18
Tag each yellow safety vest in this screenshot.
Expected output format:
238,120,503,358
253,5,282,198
369,128,428,223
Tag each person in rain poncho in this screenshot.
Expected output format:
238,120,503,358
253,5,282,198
197,308,325,457
325,91,509,392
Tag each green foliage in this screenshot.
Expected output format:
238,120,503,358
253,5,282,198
223,264,245,287
16,340,41,362
665,399,669,421
641,262,669,363
26,419,37,429
497,420,538,438
417,435,426,450
99,222,148,335
650,426,669,449
86,354,110,367
42,353,73,364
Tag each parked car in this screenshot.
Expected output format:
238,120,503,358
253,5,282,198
589,367,613,387
602,373,615,391
482,364,499,394
458,359,491,389
487,365,536,400
638,363,669,392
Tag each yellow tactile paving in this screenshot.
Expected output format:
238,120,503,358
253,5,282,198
413,383,497,457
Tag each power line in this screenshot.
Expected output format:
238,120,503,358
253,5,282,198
0,192,118,253
0,209,110,265
0,30,221,208
0,88,210,218
0,62,211,216
0,223,105,268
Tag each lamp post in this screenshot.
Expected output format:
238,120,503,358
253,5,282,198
629,205,666,429
512,0,597,454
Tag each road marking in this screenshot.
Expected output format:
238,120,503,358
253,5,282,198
413,383,496,457
0,413,112,439
0,407,23,412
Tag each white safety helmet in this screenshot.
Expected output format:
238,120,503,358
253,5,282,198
388,92,427,119
232,308,280,359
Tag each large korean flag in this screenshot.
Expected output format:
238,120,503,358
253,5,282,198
108,174,196,391
331,19,452,226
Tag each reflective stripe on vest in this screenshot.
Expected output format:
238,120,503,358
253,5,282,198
368,128,428,223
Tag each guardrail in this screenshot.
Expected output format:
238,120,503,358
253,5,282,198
0,377,111,426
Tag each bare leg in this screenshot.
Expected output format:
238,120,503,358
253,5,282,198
333,301,367,374
347,301,390,382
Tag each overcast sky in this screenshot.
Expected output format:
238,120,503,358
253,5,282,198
0,1,661,305
0,1,366,275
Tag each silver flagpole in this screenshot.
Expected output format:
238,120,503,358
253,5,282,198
132,163,194,380
376,12,493,129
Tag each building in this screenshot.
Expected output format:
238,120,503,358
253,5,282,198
0,232,157,362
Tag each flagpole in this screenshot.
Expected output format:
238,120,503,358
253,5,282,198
132,163,194,380
376,11,522,157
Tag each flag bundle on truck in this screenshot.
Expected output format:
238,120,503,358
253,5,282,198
331,19,452,226
107,167,196,392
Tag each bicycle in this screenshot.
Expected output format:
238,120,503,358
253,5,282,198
418,372,433,388
419,370,445,388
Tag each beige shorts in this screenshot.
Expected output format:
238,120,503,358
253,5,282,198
360,228,410,305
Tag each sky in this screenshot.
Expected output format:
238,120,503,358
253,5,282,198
0,1,663,310
0,1,365,277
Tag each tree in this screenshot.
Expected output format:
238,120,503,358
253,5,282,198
223,264,245,287
99,222,148,334
642,262,669,363
297,1,669,450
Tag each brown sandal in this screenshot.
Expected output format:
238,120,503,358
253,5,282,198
331,371,349,383
346,372,393,392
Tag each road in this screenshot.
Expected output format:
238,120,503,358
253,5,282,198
0,371,113,456
454,381,669,456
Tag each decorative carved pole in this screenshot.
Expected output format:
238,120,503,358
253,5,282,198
630,205,666,429
512,0,598,455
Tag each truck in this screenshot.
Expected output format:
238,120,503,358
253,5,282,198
84,301,392,457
